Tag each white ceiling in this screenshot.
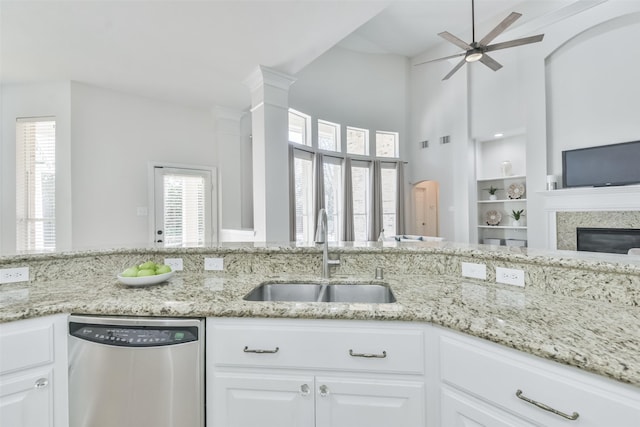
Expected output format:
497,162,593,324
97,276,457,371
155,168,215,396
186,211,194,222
1,1,577,110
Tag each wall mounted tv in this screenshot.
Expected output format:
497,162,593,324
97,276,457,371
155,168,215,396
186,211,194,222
562,140,640,188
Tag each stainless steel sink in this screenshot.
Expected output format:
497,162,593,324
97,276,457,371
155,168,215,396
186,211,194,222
243,282,396,303
324,284,396,303
243,283,324,302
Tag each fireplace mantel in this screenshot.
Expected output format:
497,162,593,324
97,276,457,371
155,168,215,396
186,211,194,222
539,185,640,249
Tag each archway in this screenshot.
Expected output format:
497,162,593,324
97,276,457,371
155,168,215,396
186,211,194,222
412,180,439,237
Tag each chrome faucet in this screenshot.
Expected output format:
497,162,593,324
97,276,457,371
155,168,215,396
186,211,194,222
315,209,340,278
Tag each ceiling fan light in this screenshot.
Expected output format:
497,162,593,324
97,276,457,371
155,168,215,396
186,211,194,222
465,51,483,62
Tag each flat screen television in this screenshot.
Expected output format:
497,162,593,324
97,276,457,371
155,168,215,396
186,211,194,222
562,140,640,188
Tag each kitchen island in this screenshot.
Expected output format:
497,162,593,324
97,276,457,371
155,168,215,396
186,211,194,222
1,241,639,387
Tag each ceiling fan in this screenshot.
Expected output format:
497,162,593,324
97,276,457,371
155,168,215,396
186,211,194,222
415,0,544,80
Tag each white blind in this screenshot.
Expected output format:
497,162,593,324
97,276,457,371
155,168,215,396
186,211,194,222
163,174,206,246
16,118,56,251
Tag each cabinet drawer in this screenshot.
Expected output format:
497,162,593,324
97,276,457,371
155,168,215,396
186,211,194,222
440,332,640,426
209,319,424,374
0,318,54,375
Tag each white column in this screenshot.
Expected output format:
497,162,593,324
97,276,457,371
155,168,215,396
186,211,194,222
244,66,296,242
213,106,245,230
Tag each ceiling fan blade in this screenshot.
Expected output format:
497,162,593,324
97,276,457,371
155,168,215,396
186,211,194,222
479,54,503,71
478,12,522,46
485,34,544,52
439,31,472,50
414,51,466,67
443,58,467,81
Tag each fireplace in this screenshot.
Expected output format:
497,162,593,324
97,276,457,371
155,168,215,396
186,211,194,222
576,227,640,254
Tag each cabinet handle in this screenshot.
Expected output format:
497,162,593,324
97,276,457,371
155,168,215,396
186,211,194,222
243,346,279,354
299,384,311,396
349,349,387,358
34,378,49,389
515,389,579,421
319,384,329,397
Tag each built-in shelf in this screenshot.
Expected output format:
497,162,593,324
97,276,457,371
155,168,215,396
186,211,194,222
478,198,527,204
478,225,527,230
476,174,526,182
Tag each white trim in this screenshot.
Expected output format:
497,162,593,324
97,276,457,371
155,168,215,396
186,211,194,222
539,185,640,249
147,161,219,245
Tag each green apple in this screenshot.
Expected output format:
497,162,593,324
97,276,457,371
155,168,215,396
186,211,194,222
139,261,156,270
137,269,155,277
155,264,171,275
121,266,139,277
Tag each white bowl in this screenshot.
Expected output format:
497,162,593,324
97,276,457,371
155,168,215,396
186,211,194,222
117,270,175,287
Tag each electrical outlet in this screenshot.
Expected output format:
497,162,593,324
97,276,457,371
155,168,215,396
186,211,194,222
164,258,183,271
204,257,224,271
0,267,30,284
461,262,487,280
496,267,525,287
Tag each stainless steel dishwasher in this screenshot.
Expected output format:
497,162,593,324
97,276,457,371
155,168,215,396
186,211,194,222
68,315,204,427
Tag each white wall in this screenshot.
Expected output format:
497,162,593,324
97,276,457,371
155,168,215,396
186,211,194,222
546,12,640,176
68,82,217,248
1,82,72,253
290,46,409,156
409,56,469,242
289,46,411,235
409,1,640,248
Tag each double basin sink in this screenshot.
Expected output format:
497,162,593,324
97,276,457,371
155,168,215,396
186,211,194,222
244,282,396,304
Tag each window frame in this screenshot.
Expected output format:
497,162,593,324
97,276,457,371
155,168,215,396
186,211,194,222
317,119,341,153
148,162,218,246
375,130,400,158
288,108,311,147
15,117,57,251
346,126,370,156
292,149,314,243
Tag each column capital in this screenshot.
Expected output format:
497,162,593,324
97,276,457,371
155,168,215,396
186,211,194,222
243,65,297,94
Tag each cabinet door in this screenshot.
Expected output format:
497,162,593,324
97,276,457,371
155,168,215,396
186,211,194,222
314,376,425,427
442,387,539,427
209,372,315,427
0,369,53,427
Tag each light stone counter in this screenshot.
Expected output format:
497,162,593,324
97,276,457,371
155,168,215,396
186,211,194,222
1,243,639,388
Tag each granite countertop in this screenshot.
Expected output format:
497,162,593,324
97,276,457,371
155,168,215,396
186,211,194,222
1,270,639,388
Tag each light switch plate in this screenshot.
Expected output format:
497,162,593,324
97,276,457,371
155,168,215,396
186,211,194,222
164,258,183,271
461,262,487,280
204,257,224,271
496,267,525,287
0,267,30,284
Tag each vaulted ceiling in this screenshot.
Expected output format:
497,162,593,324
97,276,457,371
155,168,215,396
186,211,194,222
1,1,577,110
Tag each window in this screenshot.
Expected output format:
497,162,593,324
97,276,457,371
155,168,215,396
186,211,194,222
323,159,342,242
293,153,314,242
376,131,399,158
289,109,403,242
288,109,310,146
381,166,397,235
351,164,370,241
153,167,216,247
16,117,56,251
318,120,340,152
347,126,369,155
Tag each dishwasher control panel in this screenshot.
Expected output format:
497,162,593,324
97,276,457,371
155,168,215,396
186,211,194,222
69,322,198,347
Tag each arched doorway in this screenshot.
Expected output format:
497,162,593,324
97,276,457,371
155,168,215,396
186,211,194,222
412,181,439,236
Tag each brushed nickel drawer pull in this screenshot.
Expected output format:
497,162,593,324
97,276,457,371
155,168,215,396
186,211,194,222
243,346,279,354
349,349,387,358
516,389,579,421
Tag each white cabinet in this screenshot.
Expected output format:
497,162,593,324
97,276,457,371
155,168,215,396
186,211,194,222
315,376,424,427
0,314,68,427
441,386,538,427
207,318,426,427
210,372,315,427
438,328,640,427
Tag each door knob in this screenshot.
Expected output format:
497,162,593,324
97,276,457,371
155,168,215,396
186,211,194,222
319,384,329,397
300,384,310,396
34,378,49,389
